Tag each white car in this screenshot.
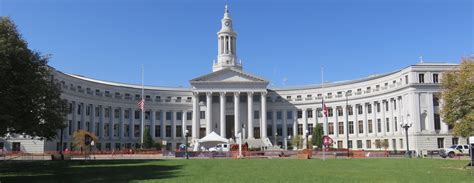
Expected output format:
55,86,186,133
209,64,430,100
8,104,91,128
440,144,470,158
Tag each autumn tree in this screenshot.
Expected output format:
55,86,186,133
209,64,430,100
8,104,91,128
72,130,99,151
440,58,474,138
0,17,66,139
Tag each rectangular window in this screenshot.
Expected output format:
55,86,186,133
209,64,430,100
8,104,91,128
104,124,110,137
105,108,110,118
348,106,353,115
358,120,363,134
267,111,273,120
95,107,100,117
277,111,282,120
176,125,182,137
386,118,390,132
95,123,99,136
385,102,389,111
367,104,372,114
124,124,130,137
328,122,334,135
308,124,313,135
376,103,380,113
254,111,260,119
114,124,119,137
307,110,313,118
348,140,353,149
156,111,161,120
134,125,140,137
277,125,282,136
77,104,82,115
433,74,439,83
86,122,91,132
166,112,172,120
134,110,140,119
375,139,381,149
124,110,130,119
155,125,161,137
368,120,373,133
405,75,409,84
419,73,425,83
328,108,333,117
357,105,363,115
177,112,183,120
187,112,192,120
317,108,322,117
68,103,73,114
366,140,372,149
77,121,81,131
287,111,293,119
337,141,343,149
114,109,120,118
166,125,171,137
348,121,354,134
394,117,398,132
145,111,150,120
68,120,72,135
86,105,91,116
337,107,343,116
437,138,444,148
338,122,344,135
200,111,205,119
297,110,302,119
357,140,362,149
400,139,403,149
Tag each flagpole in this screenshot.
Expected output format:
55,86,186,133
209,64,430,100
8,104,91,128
140,65,145,148
321,66,326,161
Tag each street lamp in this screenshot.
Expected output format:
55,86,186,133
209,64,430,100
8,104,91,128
185,129,189,159
305,130,309,149
400,120,412,158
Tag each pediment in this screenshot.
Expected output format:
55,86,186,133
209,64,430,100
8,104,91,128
190,68,268,83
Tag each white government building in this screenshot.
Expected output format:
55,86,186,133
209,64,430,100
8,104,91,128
1,6,466,154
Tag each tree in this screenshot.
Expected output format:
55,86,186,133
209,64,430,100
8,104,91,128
440,58,474,138
311,123,324,148
291,135,302,149
381,139,389,151
0,17,66,140
142,127,154,149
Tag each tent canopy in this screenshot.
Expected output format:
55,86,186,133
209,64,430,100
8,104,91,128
198,131,228,143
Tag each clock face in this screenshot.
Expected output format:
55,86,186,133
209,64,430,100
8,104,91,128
225,21,230,26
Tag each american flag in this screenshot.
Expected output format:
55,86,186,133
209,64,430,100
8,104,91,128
322,98,328,117
137,98,144,111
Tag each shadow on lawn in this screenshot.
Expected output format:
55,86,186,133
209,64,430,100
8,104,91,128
0,160,182,183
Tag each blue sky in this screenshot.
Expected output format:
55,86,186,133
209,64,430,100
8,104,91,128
1,0,472,87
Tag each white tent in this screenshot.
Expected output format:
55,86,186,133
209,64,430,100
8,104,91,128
196,131,229,151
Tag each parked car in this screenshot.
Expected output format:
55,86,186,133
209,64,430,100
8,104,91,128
209,143,230,152
439,144,470,158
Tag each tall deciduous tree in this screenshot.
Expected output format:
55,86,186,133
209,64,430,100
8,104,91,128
142,127,154,149
0,17,66,140
311,123,324,148
440,58,474,138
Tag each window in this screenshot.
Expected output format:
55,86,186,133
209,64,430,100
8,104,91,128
376,103,381,112
308,124,313,135
254,111,260,119
348,140,353,149
124,124,130,137
68,103,73,114
166,125,171,137
337,141,343,149
287,111,293,119
393,100,397,110
68,120,72,135
77,104,82,115
86,122,91,132
367,104,372,114
358,120,363,134
267,111,273,120
134,125,140,137
377,119,382,133
114,109,120,118
105,108,110,118
337,107,343,116
104,124,110,137
155,125,161,137
277,125,282,136
338,122,344,135
187,112,192,120
375,139,381,149
386,118,390,132
95,106,100,117
347,106,353,115
124,110,130,119
177,112,182,120
200,111,205,119
86,105,91,116
114,124,119,137
405,75,409,84
434,114,441,130
418,73,425,83
452,137,459,145
317,108,322,117
166,112,172,120
328,123,334,135
433,74,439,83
357,105,363,115
277,111,282,120
368,120,373,133
437,138,444,148
297,110,302,118
400,139,403,149
176,125,182,137
328,108,333,117
95,123,99,136
307,109,313,118
77,121,81,130
298,124,303,135
348,121,354,134
357,140,363,149
145,111,150,120
134,110,140,119
366,140,372,149
156,111,161,120
394,117,398,132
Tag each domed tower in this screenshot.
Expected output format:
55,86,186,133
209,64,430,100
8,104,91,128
213,5,242,72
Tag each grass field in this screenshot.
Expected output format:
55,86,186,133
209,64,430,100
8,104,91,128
0,158,472,183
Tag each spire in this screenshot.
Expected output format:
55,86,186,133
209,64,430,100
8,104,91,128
213,4,241,72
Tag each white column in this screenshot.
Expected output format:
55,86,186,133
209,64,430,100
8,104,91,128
220,92,226,138
172,110,177,138
261,92,267,138
282,110,288,149
427,93,435,132
302,109,308,147
206,92,212,135
234,92,240,137
272,110,277,141
292,110,297,138
381,101,386,136
363,103,368,137
390,99,396,136
192,92,198,139
247,92,254,139
160,110,165,139
182,111,186,139
119,107,124,140
373,102,378,137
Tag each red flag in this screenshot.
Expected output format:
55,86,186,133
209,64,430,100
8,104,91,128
137,98,144,111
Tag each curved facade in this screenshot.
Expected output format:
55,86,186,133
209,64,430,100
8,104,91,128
2,6,464,154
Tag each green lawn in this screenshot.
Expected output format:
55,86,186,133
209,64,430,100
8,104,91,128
0,158,472,183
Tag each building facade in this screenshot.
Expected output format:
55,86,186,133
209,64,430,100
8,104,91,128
1,6,465,154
